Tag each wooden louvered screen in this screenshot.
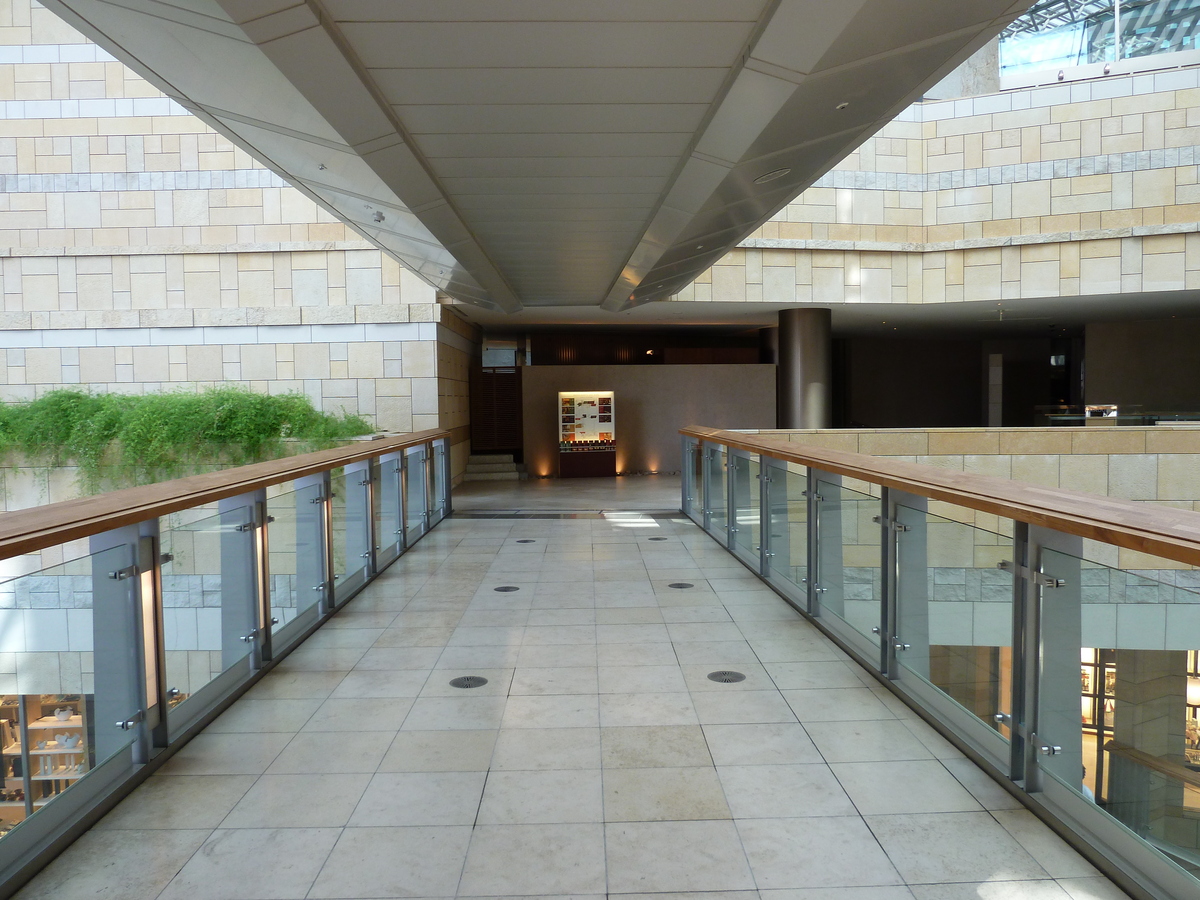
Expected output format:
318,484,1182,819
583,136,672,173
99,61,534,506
469,366,523,453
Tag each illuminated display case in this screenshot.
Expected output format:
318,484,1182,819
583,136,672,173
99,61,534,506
558,391,616,477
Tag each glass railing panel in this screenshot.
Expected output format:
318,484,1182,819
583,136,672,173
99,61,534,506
730,453,760,567
814,477,882,657
764,462,807,605
160,506,255,714
704,443,727,541
376,456,403,565
1040,546,1200,884
430,441,446,526
266,484,325,642
0,544,136,842
405,446,428,545
895,501,1014,743
682,438,701,522
333,467,371,603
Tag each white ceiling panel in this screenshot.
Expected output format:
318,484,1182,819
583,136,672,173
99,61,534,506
339,22,756,69
395,104,709,136
46,0,1033,313
370,68,728,107
324,1,769,23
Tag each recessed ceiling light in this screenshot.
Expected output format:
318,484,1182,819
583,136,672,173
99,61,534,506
836,102,850,110
753,167,791,185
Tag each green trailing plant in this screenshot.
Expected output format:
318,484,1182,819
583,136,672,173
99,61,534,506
0,388,372,492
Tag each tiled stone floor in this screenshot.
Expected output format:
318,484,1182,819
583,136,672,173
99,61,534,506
18,498,1132,900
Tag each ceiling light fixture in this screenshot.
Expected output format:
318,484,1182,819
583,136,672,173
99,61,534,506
754,167,791,185
836,102,850,110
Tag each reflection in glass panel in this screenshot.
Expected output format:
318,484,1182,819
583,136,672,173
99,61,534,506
730,455,760,565
816,480,881,645
0,545,134,841
705,445,727,539
1041,548,1200,884
266,487,323,633
405,447,427,543
1000,0,1200,76
765,464,807,598
160,507,254,706
895,503,1014,740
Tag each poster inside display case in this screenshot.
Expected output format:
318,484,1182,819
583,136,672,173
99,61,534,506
559,391,615,448
558,391,616,476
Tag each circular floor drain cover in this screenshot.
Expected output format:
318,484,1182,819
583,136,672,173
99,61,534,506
667,582,694,589
494,585,520,592
449,675,489,689
516,539,536,543
648,537,669,541
707,670,746,684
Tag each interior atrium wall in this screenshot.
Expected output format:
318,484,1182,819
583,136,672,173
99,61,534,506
679,68,1200,308
0,0,475,479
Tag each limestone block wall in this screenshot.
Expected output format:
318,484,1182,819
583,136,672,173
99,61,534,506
0,1,476,484
680,67,1200,307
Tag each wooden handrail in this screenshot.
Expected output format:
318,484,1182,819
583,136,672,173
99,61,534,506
682,426,1200,568
1104,740,1200,790
0,429,449,560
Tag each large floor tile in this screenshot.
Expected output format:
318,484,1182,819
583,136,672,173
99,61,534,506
719,763,857,818
502,694,600,728
604,766,730,821
804,720,936,763
477,768,603,823
600,692,699,727
265,730,392,774
866,811,1050,883
490,725,602,770
509,665,599,695
831,760,983,815
93,774,254,830
161,732,291,776
598,664,689,693
309,825,473,899
702,723,823,766
222,773,370,828
157,827,339,900
605,820,756,893
379,728,498,771
12,829,210,900
459,823,607,895
403,695,508,730
692,689,797,725
349,770,487,826
301,694,414,731
601,724,713,768
782,688,898,723
738,816,903,889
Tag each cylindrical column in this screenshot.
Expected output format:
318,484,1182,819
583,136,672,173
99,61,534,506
777,308,832,429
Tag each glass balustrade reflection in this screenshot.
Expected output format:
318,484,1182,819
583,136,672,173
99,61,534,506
1040,547,1200,883
894,502,1015,742
0,545,136,841
763,463,807,608
729,454,760,568
814,478,882,655
160,506,255,719
266,485,326,645
405,446,428,545
705,444,727,540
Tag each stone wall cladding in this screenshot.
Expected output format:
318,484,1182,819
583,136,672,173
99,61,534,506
683,67,1200,305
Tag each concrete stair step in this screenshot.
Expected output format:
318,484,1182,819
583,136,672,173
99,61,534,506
463,471,521,482
466,463,520,474
469,454,514,465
